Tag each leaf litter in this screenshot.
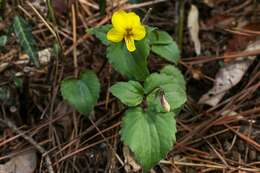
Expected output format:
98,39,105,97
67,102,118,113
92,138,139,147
0,0,260,172
199,40,260,106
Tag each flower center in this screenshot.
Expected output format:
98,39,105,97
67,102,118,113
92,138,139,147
125,28,133,38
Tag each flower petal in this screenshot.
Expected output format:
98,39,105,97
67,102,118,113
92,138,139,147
132,25,146,40
126,12,142,28
112,10,128,32
125,36,136,52
107,28,124,42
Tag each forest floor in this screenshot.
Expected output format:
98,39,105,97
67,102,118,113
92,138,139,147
0,0,260,172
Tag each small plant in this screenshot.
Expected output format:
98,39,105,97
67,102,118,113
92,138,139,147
61,10,186,172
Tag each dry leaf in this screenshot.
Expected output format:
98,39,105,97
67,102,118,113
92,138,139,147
221,109,238,116
199,40,260,106
123,145,141,173
17,48,52,65
203,0,214,7
0,150,37,173
0,63,9,73
203,14,236,30
38,48,52,65
224,23,258,63
188,4,201,55
32,0,48,16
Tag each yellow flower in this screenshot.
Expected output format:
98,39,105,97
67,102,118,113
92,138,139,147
107,10,146,52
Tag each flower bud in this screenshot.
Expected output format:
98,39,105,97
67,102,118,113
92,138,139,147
161,94,171,112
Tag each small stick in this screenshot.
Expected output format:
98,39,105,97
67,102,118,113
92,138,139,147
142,8,152,24
89,118,124,166
72,4,79,78
27,2,57,43
124,0,167,10
27,2,64,55
0,118,55,173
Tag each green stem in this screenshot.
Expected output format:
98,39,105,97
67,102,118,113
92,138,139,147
46,0,56,24
177,0,184,54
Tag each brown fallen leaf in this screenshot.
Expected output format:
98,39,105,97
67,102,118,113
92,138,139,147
0,150,37,173
199,40,260,106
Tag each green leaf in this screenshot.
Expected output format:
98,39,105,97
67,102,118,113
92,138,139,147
121,107,176,171
149,30,180,64
144,65,186,111
13,77,23,89
106,38,150,81
87,24,112,45
146,26,157,34
144,73,173,94
0,0,5,10
146,82,186,112
110,81,144,106
149,30,173,45
0,35,7,46
61,70,100,115
53,42,61,57
160,65,186,89
0,86,11,102
12,16,40,68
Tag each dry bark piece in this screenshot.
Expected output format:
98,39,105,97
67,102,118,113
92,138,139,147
188,4,201,55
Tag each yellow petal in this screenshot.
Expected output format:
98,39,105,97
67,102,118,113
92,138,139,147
112,10,128,32
126,12,142,28
125,36,136,52
132,25,146,40
107,28,124,42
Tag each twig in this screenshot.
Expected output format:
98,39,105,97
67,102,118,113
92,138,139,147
0,118,55,173
205,140,229,169
89,118,124,166
26,1,64,54
160,160,260,172
160,160,225,169
182,48,260,64
55,134,118,165
26,2,57,43
124,0,167,10
72,4,79,78
142,8,152,24
176,0,185,53
225,124,260,152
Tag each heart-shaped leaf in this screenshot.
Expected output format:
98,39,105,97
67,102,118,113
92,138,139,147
106,39,150,81
61,70,100,115
149,30,180,64
110,81,144,107
160,65,186,88
121,107,176,171
144,65,186,112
